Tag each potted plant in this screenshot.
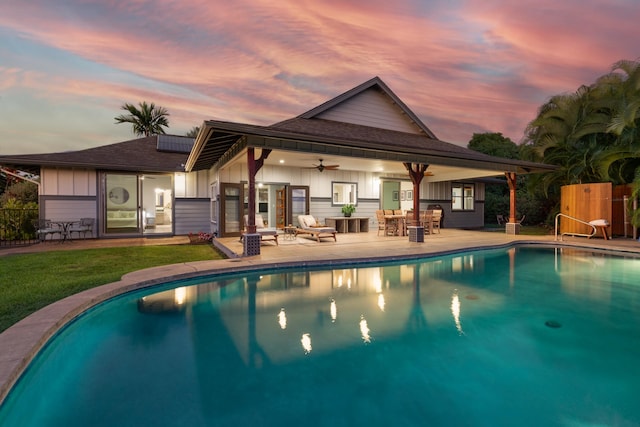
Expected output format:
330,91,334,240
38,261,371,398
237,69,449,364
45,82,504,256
341,204,356,217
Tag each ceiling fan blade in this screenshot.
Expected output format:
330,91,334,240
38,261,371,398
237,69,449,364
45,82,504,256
324,165,340,169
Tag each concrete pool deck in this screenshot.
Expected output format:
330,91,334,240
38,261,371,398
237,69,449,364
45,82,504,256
1,229,640,403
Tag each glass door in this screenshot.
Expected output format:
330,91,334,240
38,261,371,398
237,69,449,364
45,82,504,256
141,174,173,235
104,173,141,235
220,183,243,237
288,185,309,227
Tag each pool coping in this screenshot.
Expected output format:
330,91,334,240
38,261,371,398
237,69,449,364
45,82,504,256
1,236,640,404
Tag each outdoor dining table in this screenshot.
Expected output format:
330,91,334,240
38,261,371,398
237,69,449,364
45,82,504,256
383,214,406,236
54,220,78,243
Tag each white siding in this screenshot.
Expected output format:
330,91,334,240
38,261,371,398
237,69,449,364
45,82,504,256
175,170,208,198
316,89,423,134
221,163,382,200
174,199,211,235
42,197,98,238
41,168,96,196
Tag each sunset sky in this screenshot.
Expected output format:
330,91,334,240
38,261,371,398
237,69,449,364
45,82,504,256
1,0,638,155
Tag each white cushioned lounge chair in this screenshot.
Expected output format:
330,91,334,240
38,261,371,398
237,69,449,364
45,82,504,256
296,215,337,242
242,214,278,245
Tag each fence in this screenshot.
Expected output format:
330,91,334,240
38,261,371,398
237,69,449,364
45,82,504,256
0,208,39,248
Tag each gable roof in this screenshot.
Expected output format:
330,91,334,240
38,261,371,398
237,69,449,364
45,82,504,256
295,76,437,138
186,77,554,175
0,135,192,173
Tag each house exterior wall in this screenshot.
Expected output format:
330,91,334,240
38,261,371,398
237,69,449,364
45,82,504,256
40,196,98,237
41,168,96,196
174,198,211,235
212,162,487,230
175,170,209,198
38,167,209,237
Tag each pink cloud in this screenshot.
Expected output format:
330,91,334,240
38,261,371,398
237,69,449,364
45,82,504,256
1,0,638,153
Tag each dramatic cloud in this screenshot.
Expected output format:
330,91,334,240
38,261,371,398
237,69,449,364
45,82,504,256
0,0,637,154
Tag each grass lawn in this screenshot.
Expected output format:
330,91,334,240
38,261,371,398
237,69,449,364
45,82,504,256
0,245,223,333
483,224,553,235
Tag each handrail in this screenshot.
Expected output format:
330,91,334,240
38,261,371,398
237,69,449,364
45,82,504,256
554,213,597,241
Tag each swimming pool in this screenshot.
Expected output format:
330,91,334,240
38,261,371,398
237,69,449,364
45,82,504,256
1,245,639,426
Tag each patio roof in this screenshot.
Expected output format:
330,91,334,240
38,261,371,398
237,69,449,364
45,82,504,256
186,77,555,179
186,118,554,178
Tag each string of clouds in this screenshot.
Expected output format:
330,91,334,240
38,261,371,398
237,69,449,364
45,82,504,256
0,0,637,154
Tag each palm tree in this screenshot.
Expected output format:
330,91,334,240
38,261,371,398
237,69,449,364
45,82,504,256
115,101,169,137
522,85,609,196
185,126,200,138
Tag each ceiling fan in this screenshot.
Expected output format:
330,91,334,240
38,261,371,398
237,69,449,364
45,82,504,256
305,159,340,172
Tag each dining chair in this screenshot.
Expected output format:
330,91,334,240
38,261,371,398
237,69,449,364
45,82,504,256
404,211,419,235
376,210,396,236
430,210,442,233
420,211,433,234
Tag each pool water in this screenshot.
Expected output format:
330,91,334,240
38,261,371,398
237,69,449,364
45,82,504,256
1,246,640,426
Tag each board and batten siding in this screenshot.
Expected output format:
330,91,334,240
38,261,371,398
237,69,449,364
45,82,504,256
315,88,423,134
40,168,96,196
174,198,211,235
175,170,209,199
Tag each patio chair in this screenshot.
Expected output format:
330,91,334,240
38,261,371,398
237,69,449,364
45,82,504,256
430,209,442,233
376,210,396,236
497,214,505,225
296,215,337,242
404,211,420,235
33,219,61,242
241,214,278,245
420,210,433,234
69,218,95,239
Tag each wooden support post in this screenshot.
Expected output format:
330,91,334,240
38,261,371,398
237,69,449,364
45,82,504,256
404,162,429,222
505,172,520,235
245,147,272,258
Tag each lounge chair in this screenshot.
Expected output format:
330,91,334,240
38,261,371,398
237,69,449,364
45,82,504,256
242,214,278,245
296,215,337,242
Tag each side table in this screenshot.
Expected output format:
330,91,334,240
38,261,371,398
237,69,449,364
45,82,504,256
283,226,297,240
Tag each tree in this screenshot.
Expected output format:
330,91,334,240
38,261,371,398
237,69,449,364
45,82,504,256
468,133,517,224
468,132,520,159
185,126,200,138
521,58,640,225
114,101,169,137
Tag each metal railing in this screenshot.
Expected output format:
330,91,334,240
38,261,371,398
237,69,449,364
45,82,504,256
0,208,39,247
554,213,597,241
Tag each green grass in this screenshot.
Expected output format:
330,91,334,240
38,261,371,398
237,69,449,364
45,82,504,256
482,224,553,235
0,245,223,333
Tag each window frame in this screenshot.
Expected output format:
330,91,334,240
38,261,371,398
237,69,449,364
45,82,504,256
451,182,475,211
331,181,358,207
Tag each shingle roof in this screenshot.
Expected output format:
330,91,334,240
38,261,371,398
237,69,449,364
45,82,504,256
0,136,191,173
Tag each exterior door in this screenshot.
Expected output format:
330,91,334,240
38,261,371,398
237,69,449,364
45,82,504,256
220,183,243,237
103,173,141,235
288,185,309,227
381,180,401,210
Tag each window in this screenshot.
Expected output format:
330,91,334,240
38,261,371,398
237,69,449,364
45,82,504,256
452,183,474,211
332,182,357,206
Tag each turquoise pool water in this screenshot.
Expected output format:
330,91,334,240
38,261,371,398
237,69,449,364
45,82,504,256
1,246,640,426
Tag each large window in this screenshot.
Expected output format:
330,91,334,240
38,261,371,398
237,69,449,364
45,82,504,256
332,182,357,206
452,183,474,211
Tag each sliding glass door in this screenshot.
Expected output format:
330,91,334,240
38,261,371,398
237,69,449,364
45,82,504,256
104,173,140,234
